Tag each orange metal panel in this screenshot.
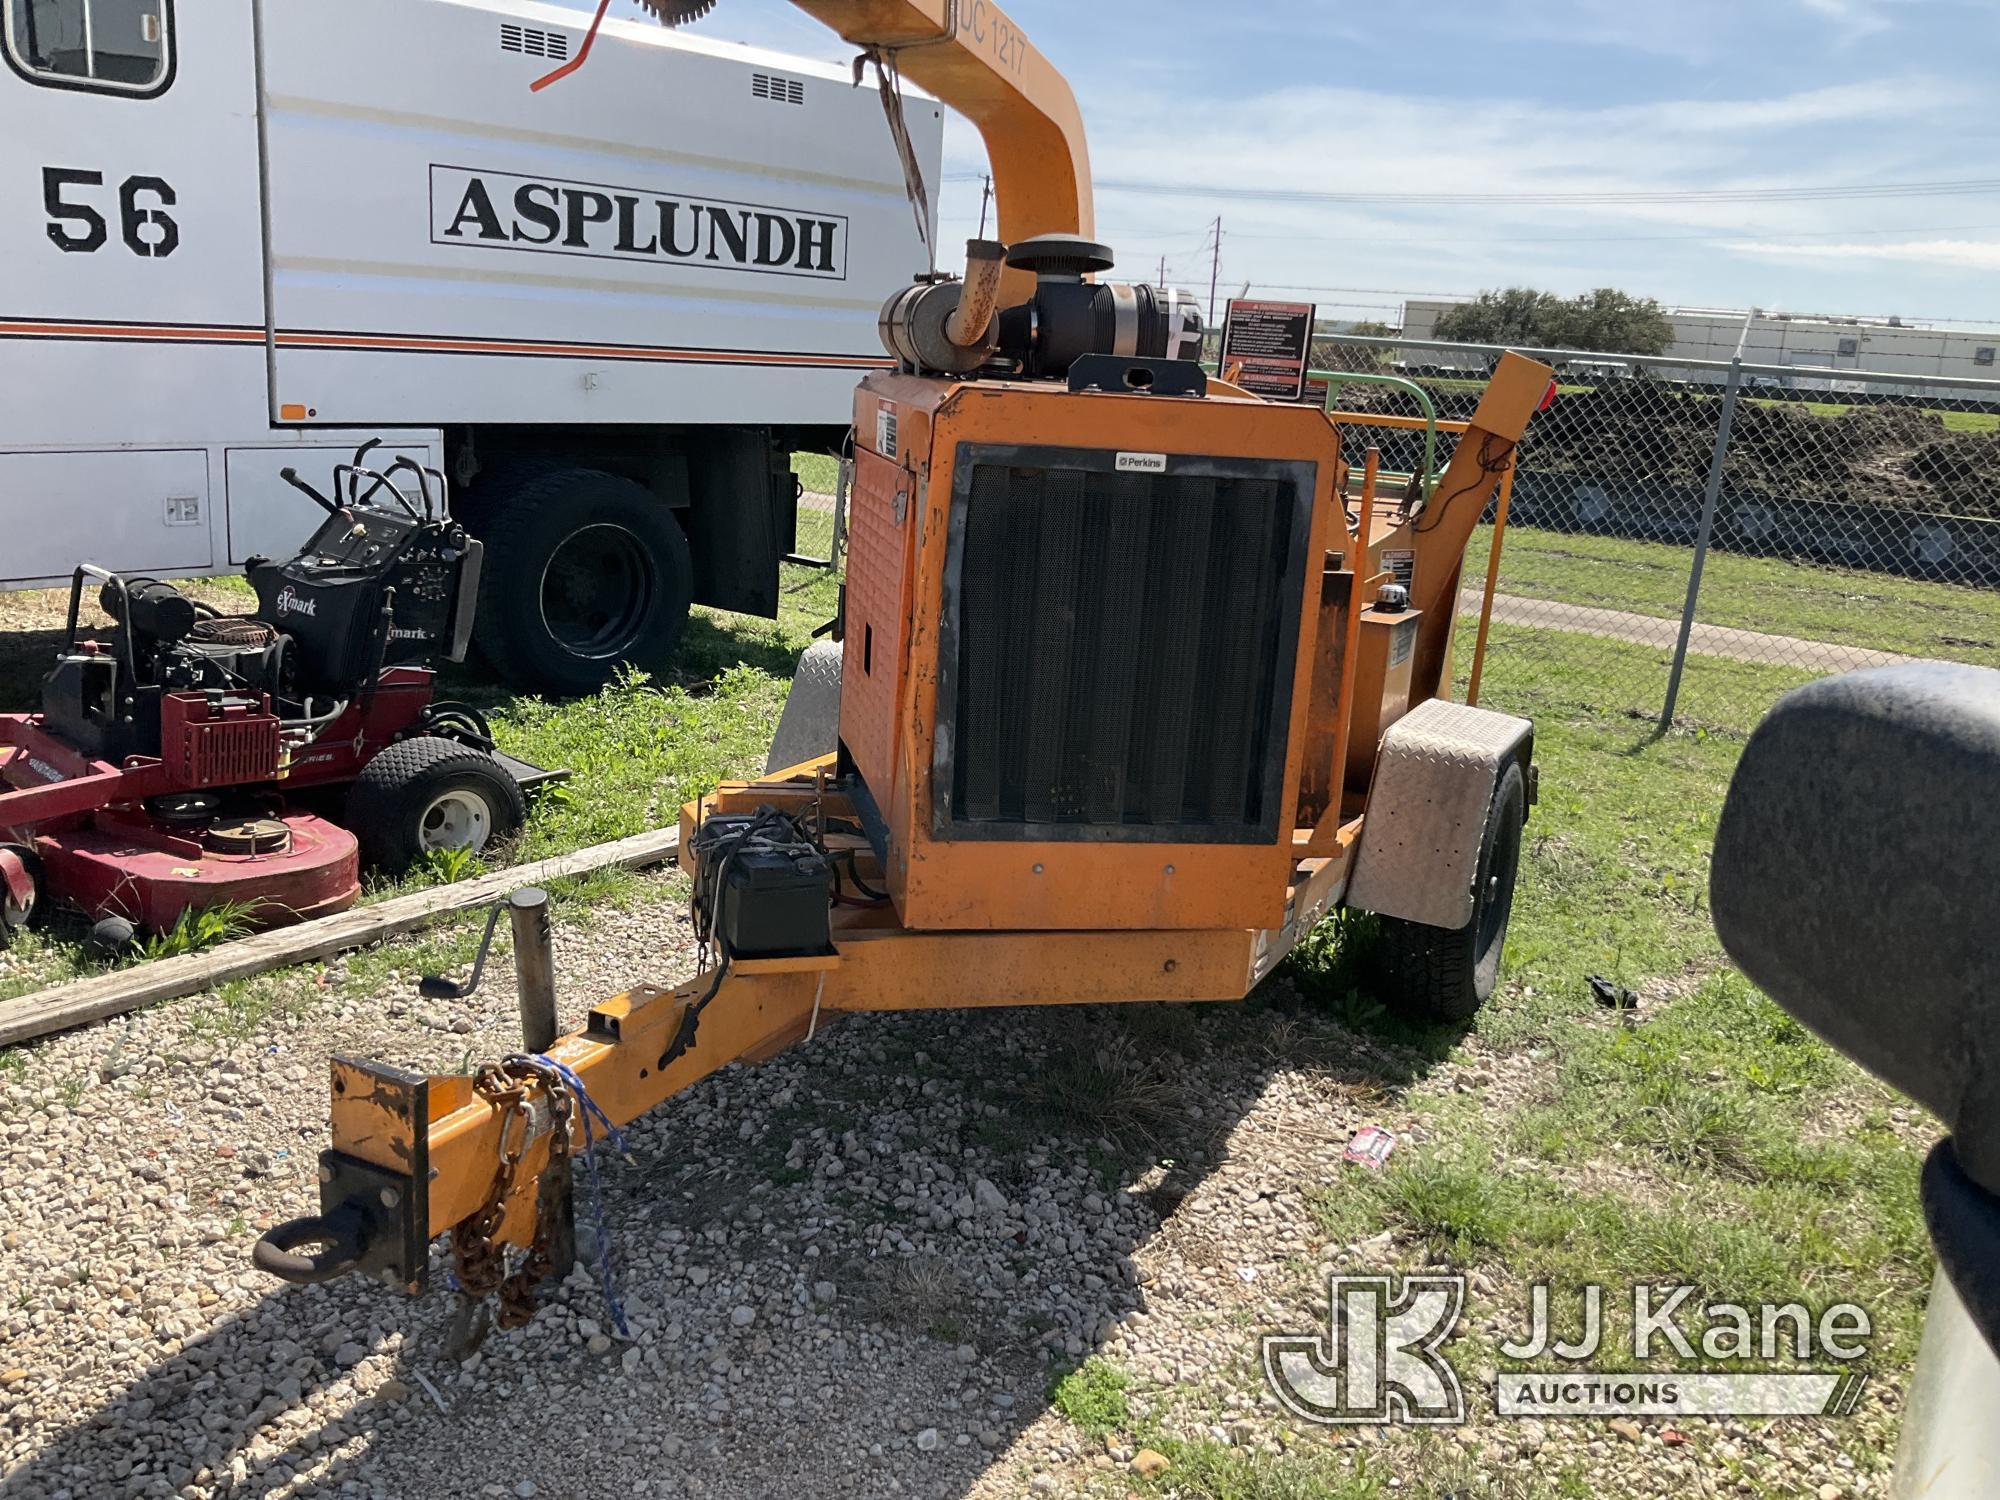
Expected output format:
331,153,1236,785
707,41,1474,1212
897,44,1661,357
840,447,918,796
825,925,1255,1009
1296,563,1355,830
1345,607,1423,790
867,380,1347,933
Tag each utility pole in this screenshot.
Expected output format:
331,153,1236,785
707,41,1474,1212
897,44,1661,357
1156,254,1166,289
977,175,992,238
1206,216,1223,328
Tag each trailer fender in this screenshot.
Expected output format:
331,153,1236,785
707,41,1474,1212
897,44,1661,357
766,639,844,773
1345,699,1534,931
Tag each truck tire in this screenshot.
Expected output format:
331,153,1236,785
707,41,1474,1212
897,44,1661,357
466,466,693,695
346,736,526,875
1373,759,1526,1023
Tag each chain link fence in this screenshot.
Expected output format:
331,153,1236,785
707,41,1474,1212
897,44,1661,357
793,339,2000,737
1308,334,2000,737
787,459,847,569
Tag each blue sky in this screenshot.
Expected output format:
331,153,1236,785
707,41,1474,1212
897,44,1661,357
566,0,2000,327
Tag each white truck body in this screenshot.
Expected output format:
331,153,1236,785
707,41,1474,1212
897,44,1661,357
1,0,940,590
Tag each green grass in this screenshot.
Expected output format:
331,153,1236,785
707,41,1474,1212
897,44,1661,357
1283,620,1935,1431
792,451,842,495
140,900,259,961
1740,397,2000,434
1467,523,2000,668
1048,1357,1133,1440
1125,1434,1588,1500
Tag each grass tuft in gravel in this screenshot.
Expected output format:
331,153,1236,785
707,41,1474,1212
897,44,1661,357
1047,1356,1131,1440
1025,1031,1187,1146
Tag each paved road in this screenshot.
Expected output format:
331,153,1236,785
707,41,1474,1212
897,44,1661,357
1458,590,1913,671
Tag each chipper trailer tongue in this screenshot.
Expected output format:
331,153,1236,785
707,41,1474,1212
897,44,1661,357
254,0,1554,1327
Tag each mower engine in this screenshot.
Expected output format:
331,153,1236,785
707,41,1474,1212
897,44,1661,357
41,461,480,764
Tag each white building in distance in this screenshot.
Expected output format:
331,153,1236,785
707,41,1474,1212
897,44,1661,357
1398,300,2000,389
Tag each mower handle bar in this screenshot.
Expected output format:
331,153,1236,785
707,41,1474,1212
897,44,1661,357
278,466,343,519
381,455,449,520
334,463,423,522
64,563,140,683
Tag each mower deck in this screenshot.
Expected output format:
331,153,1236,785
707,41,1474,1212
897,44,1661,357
33,810,360,933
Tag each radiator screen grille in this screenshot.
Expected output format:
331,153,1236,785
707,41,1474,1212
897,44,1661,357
943,457,1306,842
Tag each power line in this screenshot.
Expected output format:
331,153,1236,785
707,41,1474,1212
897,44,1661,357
1094,175,2000,207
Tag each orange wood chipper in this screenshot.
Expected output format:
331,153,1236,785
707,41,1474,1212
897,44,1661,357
253,0,1553,1325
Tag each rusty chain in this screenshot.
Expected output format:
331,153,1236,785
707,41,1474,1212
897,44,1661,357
448,1057,576,1338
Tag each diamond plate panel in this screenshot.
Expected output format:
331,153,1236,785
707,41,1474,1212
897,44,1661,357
1345,698,1532,930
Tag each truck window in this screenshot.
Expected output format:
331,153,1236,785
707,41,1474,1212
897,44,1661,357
5,0,172,95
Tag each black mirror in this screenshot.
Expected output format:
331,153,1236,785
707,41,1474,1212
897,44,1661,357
1713,662,2000,1186
1713,661,2000,1354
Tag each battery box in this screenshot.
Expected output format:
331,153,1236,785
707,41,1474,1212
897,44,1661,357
694,813,833,959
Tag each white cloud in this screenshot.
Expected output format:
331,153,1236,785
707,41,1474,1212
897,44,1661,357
1724,238,2000,270
1798,0,1898,42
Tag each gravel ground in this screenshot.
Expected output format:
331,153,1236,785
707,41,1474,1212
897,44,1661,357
1,870,1902,1500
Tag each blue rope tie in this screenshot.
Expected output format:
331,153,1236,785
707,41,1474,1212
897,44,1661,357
515,1052,633,1340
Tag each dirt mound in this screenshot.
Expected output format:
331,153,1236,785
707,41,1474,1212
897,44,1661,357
1331,378,2000,519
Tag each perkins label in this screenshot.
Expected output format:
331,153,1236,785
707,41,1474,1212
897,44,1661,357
431,165,848,282
1116,452,1168,473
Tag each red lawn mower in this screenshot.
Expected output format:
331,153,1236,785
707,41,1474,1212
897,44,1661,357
0,445,558,950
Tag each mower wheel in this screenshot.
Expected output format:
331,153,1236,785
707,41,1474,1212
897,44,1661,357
88,915,137,957
1373,759,1527,1023
463,466,693,696
0,843,41,945
346,736,526,875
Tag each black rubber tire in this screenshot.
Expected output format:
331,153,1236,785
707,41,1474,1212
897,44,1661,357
1374,759,1527,1023
462,466,693,696
345,736,527,875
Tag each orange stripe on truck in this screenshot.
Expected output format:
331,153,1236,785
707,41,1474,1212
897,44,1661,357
0,316,889,369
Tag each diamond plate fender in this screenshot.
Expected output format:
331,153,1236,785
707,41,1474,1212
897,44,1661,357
1345,699,1534,931
766,639,844,774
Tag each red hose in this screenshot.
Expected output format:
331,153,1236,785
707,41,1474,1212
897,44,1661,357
531,0,612,92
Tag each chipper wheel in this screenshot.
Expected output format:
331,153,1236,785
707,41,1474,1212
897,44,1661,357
635,0,717,20
345,737,526,876
1373,760,1527,1023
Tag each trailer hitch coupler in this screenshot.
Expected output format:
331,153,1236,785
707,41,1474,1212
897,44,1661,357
252,1202,371,1285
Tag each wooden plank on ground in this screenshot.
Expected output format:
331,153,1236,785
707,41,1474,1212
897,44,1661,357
0,826,682,1049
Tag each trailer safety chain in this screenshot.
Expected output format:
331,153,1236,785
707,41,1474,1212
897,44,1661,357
447,1056,577,1339
523,1052,634,1340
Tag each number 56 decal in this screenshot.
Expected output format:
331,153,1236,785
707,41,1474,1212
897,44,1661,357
43,167,179,258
